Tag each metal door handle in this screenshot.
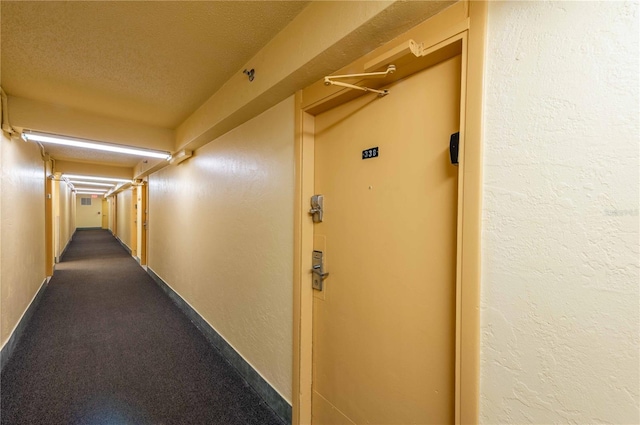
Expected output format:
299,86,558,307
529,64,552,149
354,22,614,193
312,250,329,290
312,265,329,279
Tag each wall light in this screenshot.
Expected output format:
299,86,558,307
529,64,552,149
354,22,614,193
22,130,171,160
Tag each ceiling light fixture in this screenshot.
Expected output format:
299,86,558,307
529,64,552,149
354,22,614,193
76,191,107,196
62,174,132,183
22,130,171,160
74,188,108,192
68,181,116,187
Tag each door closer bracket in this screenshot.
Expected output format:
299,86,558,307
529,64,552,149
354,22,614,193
323,64,396,97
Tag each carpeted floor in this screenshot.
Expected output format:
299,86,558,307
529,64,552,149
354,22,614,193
0,230,285,425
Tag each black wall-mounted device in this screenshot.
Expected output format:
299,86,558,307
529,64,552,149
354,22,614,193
449,132,459,165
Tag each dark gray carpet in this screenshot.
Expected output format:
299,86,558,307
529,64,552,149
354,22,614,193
1,229,285,425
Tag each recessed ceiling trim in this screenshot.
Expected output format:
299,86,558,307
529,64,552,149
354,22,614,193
21,130,171,159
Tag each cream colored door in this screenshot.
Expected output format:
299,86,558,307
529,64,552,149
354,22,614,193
102,198,109,229
312,55,461,425
139,183,148,265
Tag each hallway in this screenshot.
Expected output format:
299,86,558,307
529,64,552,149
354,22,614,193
0,230,285,425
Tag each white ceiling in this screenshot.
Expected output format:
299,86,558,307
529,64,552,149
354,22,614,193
1,1,310,130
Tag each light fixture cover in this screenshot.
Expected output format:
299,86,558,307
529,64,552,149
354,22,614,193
76,192,106,196
22,131,171,159
68,181,116,187
62,174,132,183
73,188,108,192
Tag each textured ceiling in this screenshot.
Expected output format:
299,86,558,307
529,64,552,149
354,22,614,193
1,1,310,129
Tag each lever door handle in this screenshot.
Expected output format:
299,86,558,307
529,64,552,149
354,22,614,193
311,250,328,290
312,266,329,279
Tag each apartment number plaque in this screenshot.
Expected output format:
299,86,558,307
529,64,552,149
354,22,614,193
362,147,379,160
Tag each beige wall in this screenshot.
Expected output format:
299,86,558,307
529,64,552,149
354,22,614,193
76,196,102,228
115,188,132,250
0,132,46,348
481,2,639,423
149,96,294,402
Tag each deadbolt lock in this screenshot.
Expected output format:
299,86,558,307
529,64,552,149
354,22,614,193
309,195,324,223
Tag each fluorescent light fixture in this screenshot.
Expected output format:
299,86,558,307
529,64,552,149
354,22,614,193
76,192,106,196
22,130,171,160
68,181,115,187
74,188,108,192
62,174,132,183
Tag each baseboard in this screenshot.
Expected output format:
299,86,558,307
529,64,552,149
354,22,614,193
1,277,49,372
57,229,76,262
76,227,102,230
146,267,292,424
114,235,132,255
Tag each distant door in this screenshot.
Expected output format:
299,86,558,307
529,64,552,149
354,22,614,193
130,188,138,258
110,196,117,235
139,183,148,265
45,172,54,275
102,198,109,229
76,196,102,228
312,55,461,424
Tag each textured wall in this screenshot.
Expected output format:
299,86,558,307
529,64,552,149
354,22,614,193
0,133,46,348
149,96,294,402
481,2,639,423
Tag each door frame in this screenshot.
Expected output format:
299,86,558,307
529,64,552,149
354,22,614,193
292,2,487,424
